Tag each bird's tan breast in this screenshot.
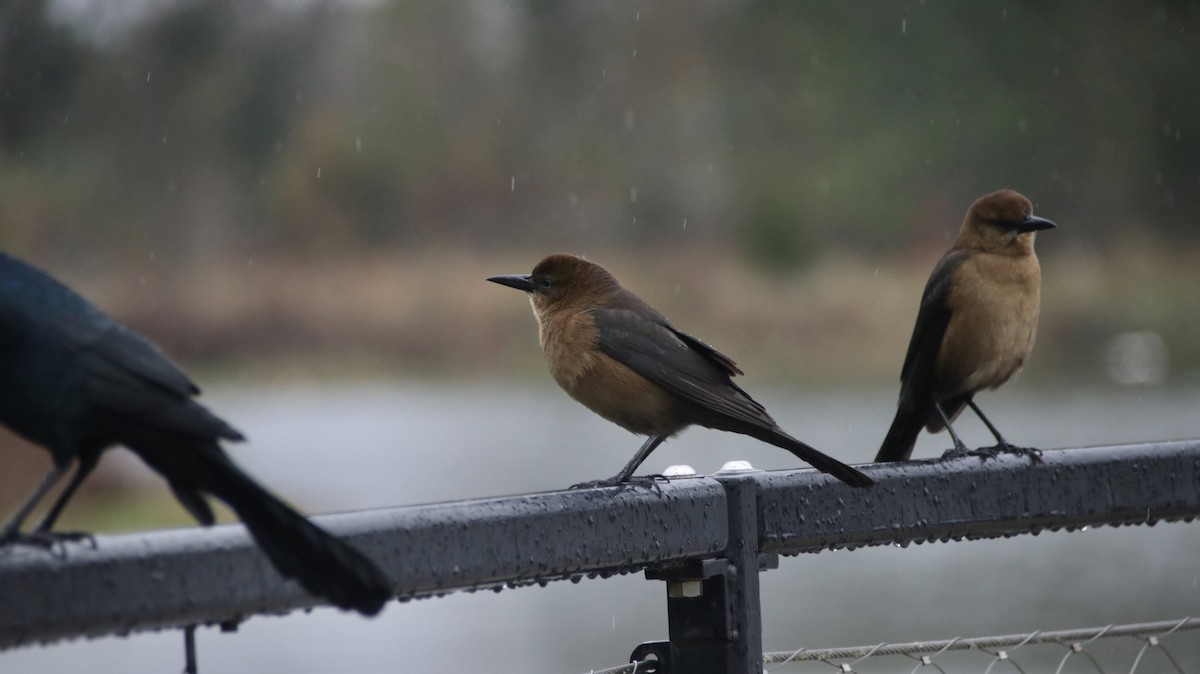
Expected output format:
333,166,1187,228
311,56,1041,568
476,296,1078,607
538,311,680,436
937,252,1042,396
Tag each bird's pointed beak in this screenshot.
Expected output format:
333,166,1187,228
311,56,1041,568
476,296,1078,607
487,274,535,292
1018,215,1057,232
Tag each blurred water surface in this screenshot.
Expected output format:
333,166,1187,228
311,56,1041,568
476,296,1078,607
3,381,1199,673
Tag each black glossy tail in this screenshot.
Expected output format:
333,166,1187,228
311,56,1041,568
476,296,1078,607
215,465,391,615
876,398,927,463
133,439,391,616
748,425,875,488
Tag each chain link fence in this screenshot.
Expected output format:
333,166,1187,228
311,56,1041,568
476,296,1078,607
590,617,1200,674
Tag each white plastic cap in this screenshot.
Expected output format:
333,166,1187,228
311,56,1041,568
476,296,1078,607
715,460,757,474
662,464,697,477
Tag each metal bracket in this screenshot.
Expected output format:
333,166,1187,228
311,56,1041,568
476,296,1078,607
633,470,773,674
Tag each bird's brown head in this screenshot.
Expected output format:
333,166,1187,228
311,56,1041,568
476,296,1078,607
957,189,1056,255
488,253,621,321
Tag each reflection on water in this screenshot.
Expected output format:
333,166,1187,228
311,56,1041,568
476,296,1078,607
3,382,1199,673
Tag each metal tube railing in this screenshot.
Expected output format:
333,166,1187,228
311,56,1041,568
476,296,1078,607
1,439,1198,668
0,481,728,649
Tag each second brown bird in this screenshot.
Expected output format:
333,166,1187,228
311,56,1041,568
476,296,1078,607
876,189,1056,462
490,253,873,489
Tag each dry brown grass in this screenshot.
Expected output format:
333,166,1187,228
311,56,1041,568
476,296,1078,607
61,239,1198,387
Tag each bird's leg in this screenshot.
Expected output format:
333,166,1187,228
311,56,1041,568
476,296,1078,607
0,464,71,547
571,435,668,491
966,399,1042,463
612,435,668,483
966,399,1009,447
35,454,98,531
31,454,100,549
1,462,97,552
936,403,969,452
935,403,975,460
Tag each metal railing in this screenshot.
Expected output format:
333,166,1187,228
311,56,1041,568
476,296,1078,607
1,439,1198,673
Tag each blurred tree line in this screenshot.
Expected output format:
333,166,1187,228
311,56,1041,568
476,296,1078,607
1,0,1198,272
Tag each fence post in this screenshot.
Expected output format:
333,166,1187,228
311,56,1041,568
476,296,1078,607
634,465,774,674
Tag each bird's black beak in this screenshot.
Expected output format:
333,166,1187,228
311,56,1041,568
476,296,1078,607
487,274,535,292
1017,215,1057,232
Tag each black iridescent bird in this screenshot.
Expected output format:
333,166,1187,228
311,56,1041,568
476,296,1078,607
0,253,390,615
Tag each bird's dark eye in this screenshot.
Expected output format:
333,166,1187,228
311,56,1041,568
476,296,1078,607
539,277,553,289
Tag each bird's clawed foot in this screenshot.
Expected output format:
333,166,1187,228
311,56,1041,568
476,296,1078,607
938,438,976,461
939,442,1042,464
570,474,667,495
989,441,1044,464
0,529,96,555
569,477,621,490
938,444,998,461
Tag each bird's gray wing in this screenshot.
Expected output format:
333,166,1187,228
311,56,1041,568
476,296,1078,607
590,308,771,428
897,250,969,405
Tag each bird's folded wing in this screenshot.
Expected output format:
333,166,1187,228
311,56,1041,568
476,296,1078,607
591,308,771,427
898,250,967,403
55,309,243,440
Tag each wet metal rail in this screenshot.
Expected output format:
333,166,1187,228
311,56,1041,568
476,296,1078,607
0,482,728,649
1,440,1198,672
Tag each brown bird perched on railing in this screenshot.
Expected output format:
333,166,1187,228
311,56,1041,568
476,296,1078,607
876,189,1056,463
489,253,873,489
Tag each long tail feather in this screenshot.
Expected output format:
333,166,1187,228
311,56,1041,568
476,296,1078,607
132,438,391,615
876,399,927,463
749,425,875,488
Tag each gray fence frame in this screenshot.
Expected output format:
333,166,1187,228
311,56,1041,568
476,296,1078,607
2,440,1199,672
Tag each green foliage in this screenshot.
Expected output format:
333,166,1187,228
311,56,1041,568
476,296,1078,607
739,197,821,273
1,0,1199,265
0,0,85,151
